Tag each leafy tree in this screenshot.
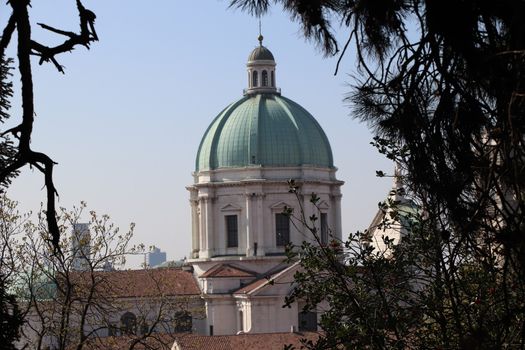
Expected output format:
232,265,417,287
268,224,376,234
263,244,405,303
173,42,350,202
0,181,24,348
0,197,198,350
230,1,525,348
283,182,524,349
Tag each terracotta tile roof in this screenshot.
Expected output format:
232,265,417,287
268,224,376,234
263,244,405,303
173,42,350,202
71,333,179,350
234,276,268,294
173,332,320,350
233,263,293,295
74,332,320,350
70,268,200,298
200,263,257,278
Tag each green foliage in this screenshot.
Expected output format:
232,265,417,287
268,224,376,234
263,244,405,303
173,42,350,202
232,1,525,349
284,184,525,349
0,56,16,189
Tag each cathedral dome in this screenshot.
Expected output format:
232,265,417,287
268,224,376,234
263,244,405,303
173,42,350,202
196,94,334,171
188,38,343,264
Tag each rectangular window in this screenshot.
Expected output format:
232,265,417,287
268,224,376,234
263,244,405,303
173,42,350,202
275,213,290,246
298,311,317,331
226,215,238,248
321,213,328,245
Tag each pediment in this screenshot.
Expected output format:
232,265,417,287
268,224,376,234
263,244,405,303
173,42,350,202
233,262,301,297
318,200,330,209
200,264,257,279
220,203,242,212
270,201,293,209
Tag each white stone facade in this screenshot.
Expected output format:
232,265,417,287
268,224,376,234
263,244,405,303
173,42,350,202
188,166,343,260
186,40,344,337
187,166,343,336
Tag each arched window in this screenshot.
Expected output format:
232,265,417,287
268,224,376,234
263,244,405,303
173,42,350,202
271,71,275,87
262,70,268,87
120,312,137,334
252,70,258,87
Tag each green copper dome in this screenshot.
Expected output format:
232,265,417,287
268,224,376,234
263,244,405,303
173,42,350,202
196,94,334,171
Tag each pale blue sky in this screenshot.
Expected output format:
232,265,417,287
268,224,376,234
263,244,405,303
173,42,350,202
5,1,392,265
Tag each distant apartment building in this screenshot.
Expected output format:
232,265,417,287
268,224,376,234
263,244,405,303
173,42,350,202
71,223,91,271
147,247,167,267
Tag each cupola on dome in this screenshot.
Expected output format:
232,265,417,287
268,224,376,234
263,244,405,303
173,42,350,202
248,35,275,61
248,45,275,61
195,39,334,172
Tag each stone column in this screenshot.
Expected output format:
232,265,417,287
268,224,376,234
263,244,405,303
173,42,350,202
198,196,214,258
255,193,265,256
198,198,206,256
245,194,254,256
302,192,313,244
190,199,200,258
333,194,342,241
204,197,214,258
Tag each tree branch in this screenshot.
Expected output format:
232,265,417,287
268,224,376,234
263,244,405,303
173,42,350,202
30,0,98,73
0,14,16,58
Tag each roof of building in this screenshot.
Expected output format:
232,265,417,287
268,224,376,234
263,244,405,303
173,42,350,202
199,263,257,279
76,332,320,350
248,45,275,61
233,263,295,295
71,268,200,299
196,94,334,171
69,333,177,350
153,259,186,269
173,332,320,350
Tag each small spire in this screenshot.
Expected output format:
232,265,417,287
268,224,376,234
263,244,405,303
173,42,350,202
392,161,405,201
258,19,263,46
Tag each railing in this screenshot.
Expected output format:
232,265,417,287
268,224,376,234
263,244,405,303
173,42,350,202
243,87,281,95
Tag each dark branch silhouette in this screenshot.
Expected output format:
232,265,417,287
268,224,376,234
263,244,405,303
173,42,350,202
0,0,98,252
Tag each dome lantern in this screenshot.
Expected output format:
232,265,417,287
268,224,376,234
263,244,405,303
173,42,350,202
245,36,278,95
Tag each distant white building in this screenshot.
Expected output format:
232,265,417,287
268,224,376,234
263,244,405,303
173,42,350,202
366,165,418,256
186,36,343,336
71,223,91,271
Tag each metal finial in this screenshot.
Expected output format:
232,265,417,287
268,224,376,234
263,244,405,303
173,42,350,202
258,19,263,46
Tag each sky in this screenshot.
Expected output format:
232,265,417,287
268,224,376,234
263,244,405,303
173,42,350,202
4,1,392,267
